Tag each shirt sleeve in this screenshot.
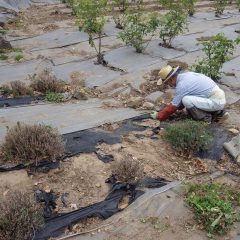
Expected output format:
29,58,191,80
171,85,189,107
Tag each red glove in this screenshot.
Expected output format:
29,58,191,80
157,104,177,121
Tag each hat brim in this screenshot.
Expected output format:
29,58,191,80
157,66,180,85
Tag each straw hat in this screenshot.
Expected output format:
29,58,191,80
157,65,180,85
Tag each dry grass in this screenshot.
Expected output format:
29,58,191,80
30,68,66,94
0,123,64,165
111,158,144,184
10,80,33,97
0,190,44,240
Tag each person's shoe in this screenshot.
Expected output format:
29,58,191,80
187,107,212,123
212,110,229,122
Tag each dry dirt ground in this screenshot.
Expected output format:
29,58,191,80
1,1,240,240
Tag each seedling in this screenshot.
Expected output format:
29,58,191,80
15,53,23,61
74,0,109,65
118,12,159,53
191,34,240,80
158,9,188,48
214,0,228,17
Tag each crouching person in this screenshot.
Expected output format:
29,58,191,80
150,65,229,122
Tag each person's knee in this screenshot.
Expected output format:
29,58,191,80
182,96,193,109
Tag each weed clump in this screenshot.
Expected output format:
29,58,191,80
10,80,33,97
186,183,240,235
30,69,65,94
164,119,213,154
0,190,44,240
45,91,65,103
111,158,144,184
0,123,64,165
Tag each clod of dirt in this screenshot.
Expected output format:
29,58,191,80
127,96,144,108
142,102,155,110
167,60,189,70
72,89,88,100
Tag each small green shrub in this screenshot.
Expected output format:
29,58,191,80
111,0,130,29
30,69,65,94
45,91,65,103
159,9,188,48
191,34,240,80
214,0,228,17
118,12,159,53
0,190,44,240
0,122,64,165
10,80,33,97
0,53,8,60
111,158,144,184
181,0,197,16
186,183,240,235
159,0,196,16
15,53,23,61
74,0,110,64
164,119,213,154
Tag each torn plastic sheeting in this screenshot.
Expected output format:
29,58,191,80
223,134,240,162
63,115,149,160
34,184,145,239
0,160,60,172
35,177,168,240
197,124,230,161
0,95,44,108
35,189,59,218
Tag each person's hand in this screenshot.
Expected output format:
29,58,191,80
150,111,158,120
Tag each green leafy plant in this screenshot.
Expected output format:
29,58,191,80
10,80,33,97
0,122,64,165
159,0,196,15
118,12,159,53
111,0,143,29
0,53,8,60
15,53,23,61
191,34,240,80
186,183,240,235
0,190,44,240
30,68,66,94
111,0,130,29
214,0,228,17
181,0,197,16
164,119,213,154
159,9,188,48
73,0,109,65
45,91,65,103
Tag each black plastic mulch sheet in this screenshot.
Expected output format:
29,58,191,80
0,160,59,173
197,123,230,161
63,114,150,162
0,96,44,108
34,183,145,239
34,177,168,240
